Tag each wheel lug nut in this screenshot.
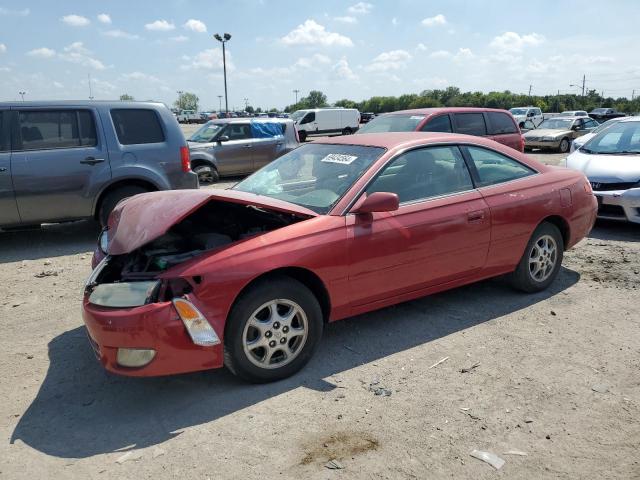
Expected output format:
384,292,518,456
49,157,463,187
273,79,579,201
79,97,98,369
282,326,289,333
280,338,287,344
269,340,276,348
265,331,272,338
273,322,280,329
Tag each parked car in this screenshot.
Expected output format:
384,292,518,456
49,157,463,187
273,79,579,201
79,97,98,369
509,107,544,128
361,112,376,123
175,110,203,124
187,118,298,184
560,110,589,117
291,108,360,142
523,116,598,153
565,117,640,223
570,117,627,152
589,108,626,122
358,107,524,152
0,101,198,228
83,132,596,382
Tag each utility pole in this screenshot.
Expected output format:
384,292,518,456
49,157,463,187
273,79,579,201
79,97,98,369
293,89,300,105
176,90,183,110
217,95,223,112
244,97,248,110
581,74,586,97
88,73,94,100
632,90,635,101
528,84,532,98
214,33,232,113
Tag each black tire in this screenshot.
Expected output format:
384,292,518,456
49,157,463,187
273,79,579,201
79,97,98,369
298,131,307,142
193,164,219,185
224,276,323,383
342,127,353,135
98,185,148,226
558,137,570,153
509,222,564,293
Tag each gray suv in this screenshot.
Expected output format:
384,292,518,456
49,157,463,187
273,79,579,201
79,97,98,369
188,118,299,184
0,101,198,227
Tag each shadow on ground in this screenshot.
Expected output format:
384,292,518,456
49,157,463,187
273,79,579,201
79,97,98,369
0,220,99,264
11,267,579,458
589,219,640,243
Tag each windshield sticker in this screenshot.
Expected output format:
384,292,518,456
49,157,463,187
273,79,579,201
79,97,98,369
321,153,358,165
410,116,425,120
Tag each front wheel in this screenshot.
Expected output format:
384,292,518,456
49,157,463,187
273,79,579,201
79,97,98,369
558,137,570,153
193,164,219,185
98,185,148,226
224,276,323,383
509,222,563,293
342,127,353,135
298,131,307,142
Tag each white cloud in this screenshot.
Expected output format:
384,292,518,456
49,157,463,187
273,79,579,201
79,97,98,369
61,14,90,27
0,7,29,16
97,13,111,24
0,43,6,53
121,71,162,83
348,2,373,14
60,42,106,70
180,48,233,71
295,53,331,68
27,47,56,58
53,81,64,88
333,56,358,80
392,17,398,26
281,20,353,47
103,29,139,40
416,43,428,51
490,32,545,52
145,19,175,31
422,14,446,27
429,49,451,59
170,35,189,42
334,16,357,24
183,19,207,33
365,49,412,72
454,47,474,61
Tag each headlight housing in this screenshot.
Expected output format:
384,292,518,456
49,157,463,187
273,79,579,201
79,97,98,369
542,136,558,141
98,228,109,254
89,281,161,308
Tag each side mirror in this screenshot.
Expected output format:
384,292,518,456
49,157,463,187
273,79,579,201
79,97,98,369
571,125,580,131
351,192,400,214
218,135,230,143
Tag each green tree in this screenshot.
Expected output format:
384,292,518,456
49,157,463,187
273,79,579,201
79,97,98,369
174,92,199,111
245,105,255,114
302,90,328,109
119,93,134,101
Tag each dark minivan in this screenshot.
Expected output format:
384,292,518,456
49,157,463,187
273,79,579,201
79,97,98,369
357,107,524,152
0,101,198,228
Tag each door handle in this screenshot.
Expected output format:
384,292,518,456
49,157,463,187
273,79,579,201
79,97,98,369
80,156,105,165
467,210,485,222
0,167,6,172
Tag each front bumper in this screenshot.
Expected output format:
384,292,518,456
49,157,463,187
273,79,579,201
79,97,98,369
524,139,561,149
593,188,640,223
82,296,224,376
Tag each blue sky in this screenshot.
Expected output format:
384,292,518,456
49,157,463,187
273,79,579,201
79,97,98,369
1,0,639,110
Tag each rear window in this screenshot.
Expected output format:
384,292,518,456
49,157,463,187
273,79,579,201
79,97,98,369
487,112,517,135
358,114,424,133
17,109,97,151
453,113,487,136
421,114,452,133
111,109,165,145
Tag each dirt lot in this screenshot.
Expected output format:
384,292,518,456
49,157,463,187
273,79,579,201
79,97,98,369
1,130,639,479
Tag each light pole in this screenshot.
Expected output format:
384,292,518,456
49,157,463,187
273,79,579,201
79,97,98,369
293,89,300,105
244,97,249,112
217,95,223,112
176,90,183,110
18,91,26,101
214,33,231,114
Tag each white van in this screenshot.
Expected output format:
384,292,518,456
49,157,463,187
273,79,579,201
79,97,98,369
291,108,360,141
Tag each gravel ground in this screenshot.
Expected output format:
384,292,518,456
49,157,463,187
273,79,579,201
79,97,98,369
1,126,638,479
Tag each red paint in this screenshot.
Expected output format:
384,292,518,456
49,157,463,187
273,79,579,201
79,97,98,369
83,133,597,376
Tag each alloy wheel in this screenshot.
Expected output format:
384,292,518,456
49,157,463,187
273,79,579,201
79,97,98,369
528,234,558,282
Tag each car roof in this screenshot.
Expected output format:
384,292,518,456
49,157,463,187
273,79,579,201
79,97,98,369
211,118,293,124
380,107,512,116
0,100,167,108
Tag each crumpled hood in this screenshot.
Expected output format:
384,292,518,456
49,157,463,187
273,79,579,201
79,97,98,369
106,189,317,255
524,128,570,138
566,150,640,183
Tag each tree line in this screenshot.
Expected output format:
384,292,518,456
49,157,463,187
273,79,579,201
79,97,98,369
284,87,640,114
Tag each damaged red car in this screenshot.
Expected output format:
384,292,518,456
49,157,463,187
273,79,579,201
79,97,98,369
82,132,597,382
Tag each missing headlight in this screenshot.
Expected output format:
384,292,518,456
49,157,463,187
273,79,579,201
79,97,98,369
88,280,161,308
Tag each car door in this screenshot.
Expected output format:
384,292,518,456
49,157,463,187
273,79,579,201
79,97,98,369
214,123,254,175
10,107,111,224
485,111,521,151
0,110,21,226
250,122,286,170
346,145,491,306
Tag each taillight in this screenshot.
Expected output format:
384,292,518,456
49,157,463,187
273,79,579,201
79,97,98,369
519,135,525,153
180,146,191,172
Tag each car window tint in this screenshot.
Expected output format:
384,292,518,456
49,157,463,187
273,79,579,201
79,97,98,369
420,115,452,133
367,146,473,203
453,113,487,136
110,109,165,145
78,110,97,146
466,146,535,187
584,119,598,129
225,123,252,140
17,110,82,150
0,112,5,152
487,112,517,134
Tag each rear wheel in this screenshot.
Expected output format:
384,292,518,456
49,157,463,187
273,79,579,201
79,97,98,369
342,127,353,135
298,131,307,142
224,276,323,383
558,137,570,153
193,164,219,185
98,185,148,226
509,222,563,293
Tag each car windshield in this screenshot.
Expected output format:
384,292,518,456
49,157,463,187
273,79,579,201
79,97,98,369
591,109,608,114
289,111,306,122
581,121,640,154
357,114,424,133
538,118,573,130
189,122,225,143
509,108,528,115
234,143,386,214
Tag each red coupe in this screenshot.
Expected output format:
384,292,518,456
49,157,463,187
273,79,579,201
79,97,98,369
82,133,597,382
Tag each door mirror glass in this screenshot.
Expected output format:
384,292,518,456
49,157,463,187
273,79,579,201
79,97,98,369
218,135,230,142
352,192,399,214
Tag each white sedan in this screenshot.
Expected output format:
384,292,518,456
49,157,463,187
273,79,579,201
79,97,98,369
570,117,629,152
565,117,640,223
